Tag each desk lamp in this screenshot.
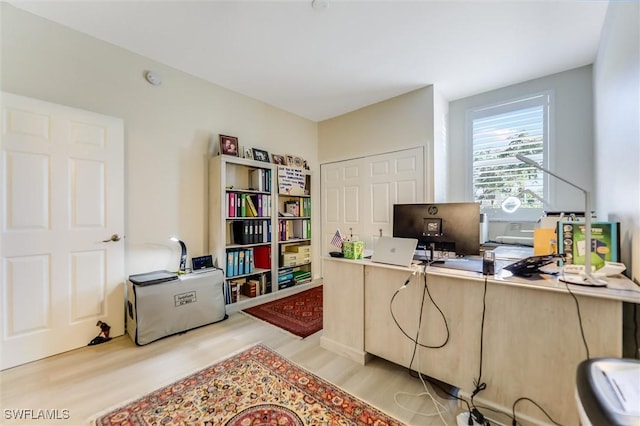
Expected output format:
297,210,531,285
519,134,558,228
170,237,187,273
515,155,606,287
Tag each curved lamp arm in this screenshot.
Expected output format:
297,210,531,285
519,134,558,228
170,237,187,273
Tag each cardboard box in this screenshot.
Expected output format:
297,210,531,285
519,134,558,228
343,241,365,260
557,221,619,268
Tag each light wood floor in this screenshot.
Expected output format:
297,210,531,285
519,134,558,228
1,311,477,426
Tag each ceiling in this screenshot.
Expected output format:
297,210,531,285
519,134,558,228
9,0,609,122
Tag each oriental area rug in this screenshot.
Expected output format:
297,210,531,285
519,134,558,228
242,286,323,338
92,344,404,426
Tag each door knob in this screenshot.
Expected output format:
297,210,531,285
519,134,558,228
103,234,121,242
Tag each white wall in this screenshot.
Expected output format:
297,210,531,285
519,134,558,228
448,66,594,213
594,1,639,283
1,4,319,276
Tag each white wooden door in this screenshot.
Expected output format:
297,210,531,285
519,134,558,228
1,93,125,370
321,147,425,255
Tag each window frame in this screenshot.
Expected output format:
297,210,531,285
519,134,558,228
466,91,553,222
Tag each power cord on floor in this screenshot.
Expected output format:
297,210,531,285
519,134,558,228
511,397,564,426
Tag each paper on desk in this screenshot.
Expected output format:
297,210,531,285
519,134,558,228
605,368,640,414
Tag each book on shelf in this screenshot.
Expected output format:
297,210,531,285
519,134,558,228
278,272,293,283
243,279,259,298
278,280,295,290
238,250,245,274
225,279,244,304
246,195,258,217
227,193,236,218
293,270,311,283
249,169,264,192
245,249,253,274
253,246,271,269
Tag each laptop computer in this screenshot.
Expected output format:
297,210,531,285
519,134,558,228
371,236,418,268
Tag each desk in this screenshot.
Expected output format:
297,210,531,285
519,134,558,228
321,257,640,425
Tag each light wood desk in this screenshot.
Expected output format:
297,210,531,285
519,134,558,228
321,257,640,425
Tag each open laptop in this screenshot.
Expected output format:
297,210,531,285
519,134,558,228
371,236,418,268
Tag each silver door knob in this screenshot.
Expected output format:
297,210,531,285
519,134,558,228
103,234,121,242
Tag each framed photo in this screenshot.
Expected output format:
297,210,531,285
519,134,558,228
219,135,239,157
285,155,295,167
244,148,253,159
293,156,304,168
252,148,270,163
272,154,285,165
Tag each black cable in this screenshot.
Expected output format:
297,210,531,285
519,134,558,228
562,278,591,359
471,275,489,407
511,397,564,426
389,262,450,349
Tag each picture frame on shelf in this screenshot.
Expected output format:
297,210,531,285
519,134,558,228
285,155,295,167
219,135,239,157
272,154,285,165
244,148,253,159
252,148,270,163
293,156,304,168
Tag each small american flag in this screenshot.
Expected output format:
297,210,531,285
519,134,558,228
330,229,345,249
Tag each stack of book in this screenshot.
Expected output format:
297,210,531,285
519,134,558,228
278,268,295,289
292,270,311,284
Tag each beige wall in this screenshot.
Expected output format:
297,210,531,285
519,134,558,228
1,4,319,275
318,86,434,160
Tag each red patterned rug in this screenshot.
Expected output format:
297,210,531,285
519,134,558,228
242,286,322,338
92,343,404,426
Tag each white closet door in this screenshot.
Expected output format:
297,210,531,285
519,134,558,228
1,93,125,370
321,147,425,256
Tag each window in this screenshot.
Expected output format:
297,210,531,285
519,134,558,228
469,93,550,220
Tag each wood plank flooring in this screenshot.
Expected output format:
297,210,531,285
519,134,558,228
1,311,469,425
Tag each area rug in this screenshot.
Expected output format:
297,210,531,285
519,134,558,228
242,286,322,338
92,343,404,426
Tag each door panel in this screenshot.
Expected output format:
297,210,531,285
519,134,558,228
1,92,124,370
321,147,425,257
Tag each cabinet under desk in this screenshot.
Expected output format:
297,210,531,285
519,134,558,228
321,256,640,426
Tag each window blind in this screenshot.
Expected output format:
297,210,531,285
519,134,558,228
471,98,547,214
